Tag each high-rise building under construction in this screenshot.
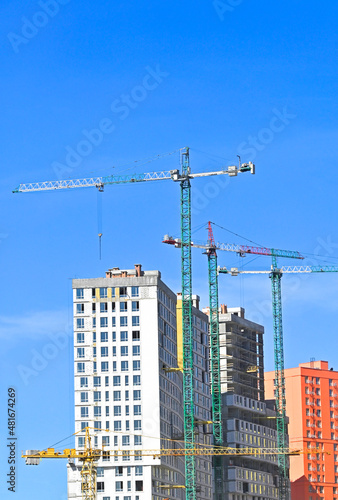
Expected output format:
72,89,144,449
215,305,282,500
68,265,212,500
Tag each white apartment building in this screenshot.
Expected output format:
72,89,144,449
67,265,212,500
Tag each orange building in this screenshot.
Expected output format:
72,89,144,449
265,361,338,500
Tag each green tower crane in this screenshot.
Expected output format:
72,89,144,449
14,148,255,500
164,225,303,499
219,263,338,500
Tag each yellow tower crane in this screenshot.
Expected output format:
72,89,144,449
22,428,305,500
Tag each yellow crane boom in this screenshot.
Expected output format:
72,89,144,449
22,428,307,500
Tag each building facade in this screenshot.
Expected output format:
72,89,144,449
265,360,338,500
67,265,212,500
217,306,281,500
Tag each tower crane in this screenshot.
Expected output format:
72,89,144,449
219,263,338,500
22,426,304,500
14,148,255,500
163,222,303,498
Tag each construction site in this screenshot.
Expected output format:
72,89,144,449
10,146,337,500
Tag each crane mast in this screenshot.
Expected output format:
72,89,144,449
206,222,223,497
180,148,195,499
270,256,288,499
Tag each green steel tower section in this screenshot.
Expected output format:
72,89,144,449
180,147,196,500
270,256,288,500
206,222,223,498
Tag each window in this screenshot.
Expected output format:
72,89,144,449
121,361,129,372
133,360,140,371
94,376,101,387
76,303,84,314
97,468,104,478
105,406,109,417
93,346,97,357
120,317,128,327
77,363,85,373
101,362,109,372
100,302,108,313
101,332,108,342
80,377,88,387
77,318,84,329
133,390,141,401
135,466,143,476
76,288,84,299
114,406,122,417
133,375,141,386
101,437,110,450
134,435,141,446
115,481,123,492
112,331,116,342
101,347,108,357
81,392,88,403
92,317,96,328
134,420,142,431
121,346,128,357
113,346,116,357
135,481,143,492
115,466,123,476
77,332,85,344
114,391,121,401
122,436,130,446
132,331,140,341
81,421,88,430
317,399,321,406
113,376,121,386
100,317,108,328
78,436,85,448
81,407,88,418
125,390,129,400
92,303,96,313
316,377,320,384
100,287,107,298
120,287,127,297
97,482,104,492
112,317,116,327
120,302,128,312
132,345,140,356
120,331,128,342
131,286,139,297
125,405,130,416
132,301,139,311
132,317,140,327
94,406,101,417
134,405,141,416
114,421,122,432
93,332,96,342
126,421,130,431
94,392,101,402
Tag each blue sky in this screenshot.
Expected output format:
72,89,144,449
1,1,338,498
